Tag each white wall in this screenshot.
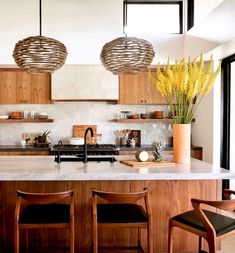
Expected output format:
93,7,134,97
0,103,170,146
230,62,235,188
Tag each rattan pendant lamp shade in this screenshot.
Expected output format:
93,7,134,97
13,0,67,74
100,0,155,75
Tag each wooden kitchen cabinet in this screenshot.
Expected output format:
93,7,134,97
0,69,51,104
31,73,51,103
119,69,166,104
0,71,17,103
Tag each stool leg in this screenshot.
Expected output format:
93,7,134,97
14,224,19,253
93,222,98,253
148,222,153,253
25,230,28,253
138,228,141,251
207,237,217,253
198,236,202,253
168,220,174,253
70,219,74,253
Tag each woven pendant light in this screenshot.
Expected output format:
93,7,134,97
13,0,67,74
100,36,155,75
100,0,155,75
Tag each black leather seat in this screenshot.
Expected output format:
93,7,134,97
92,189,153,253
171,209,235,236
19,204,70,224
97,203,148,223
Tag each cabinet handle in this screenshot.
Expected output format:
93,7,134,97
140,100,143,103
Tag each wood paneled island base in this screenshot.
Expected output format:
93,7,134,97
0,180,221,253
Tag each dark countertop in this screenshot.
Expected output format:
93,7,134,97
0,144,202,153
0,145,51,152
119,145,202,151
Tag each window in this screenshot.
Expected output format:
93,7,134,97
124,1,183,35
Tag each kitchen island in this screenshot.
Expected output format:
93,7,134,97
0,156,234,253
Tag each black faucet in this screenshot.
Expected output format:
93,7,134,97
83,127,94,163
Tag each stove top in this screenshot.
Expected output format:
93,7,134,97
52,143,119,152
52,142,119,163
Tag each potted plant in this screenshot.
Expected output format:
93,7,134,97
149,55,221,163
37,130,52,143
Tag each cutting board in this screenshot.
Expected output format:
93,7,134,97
120,160,175,167
73,125,97,144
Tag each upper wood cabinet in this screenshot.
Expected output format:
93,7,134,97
51,65,119,101
0,69,51,104
119,69,166,104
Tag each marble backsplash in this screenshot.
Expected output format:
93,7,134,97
0,102,172,146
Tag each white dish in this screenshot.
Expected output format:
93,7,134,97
68,137,84,145
0,115,9,119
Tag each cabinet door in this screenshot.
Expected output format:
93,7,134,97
0,71,17,104
31,74,51,104
119,69,166,104
16,71,31,104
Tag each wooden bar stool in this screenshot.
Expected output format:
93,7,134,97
14,189,74,253
168,189,235,253
92,188,152,253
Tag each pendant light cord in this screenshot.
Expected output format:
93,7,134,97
123,0,127,37
39,0,42,36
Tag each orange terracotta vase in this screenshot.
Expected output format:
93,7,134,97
173,124,191,164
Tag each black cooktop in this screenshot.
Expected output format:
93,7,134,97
52,142,119,163
52,143,119,152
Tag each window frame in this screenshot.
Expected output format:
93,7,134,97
123,0,183,34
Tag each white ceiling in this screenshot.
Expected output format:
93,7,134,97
0,0,234,65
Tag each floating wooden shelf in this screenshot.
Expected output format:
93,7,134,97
112,118,195,123
0,119,54,123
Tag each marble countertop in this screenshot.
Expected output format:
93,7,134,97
0,155,233,181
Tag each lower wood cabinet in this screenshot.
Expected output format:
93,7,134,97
0,151,49,156
0,68,51,104
119,149,203,160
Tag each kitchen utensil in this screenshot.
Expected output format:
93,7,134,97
68,137,84,145
73,125,97,144
120,160,175,167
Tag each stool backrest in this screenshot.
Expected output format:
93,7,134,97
15,189,74,222
16,189,74,204
191,189,235,235
92,188,149,203
92,188,151,219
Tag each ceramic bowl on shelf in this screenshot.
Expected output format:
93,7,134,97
140,113,147,119
10,112,22,119
152,111,164,119
130,114,139,119
0,115,9,119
